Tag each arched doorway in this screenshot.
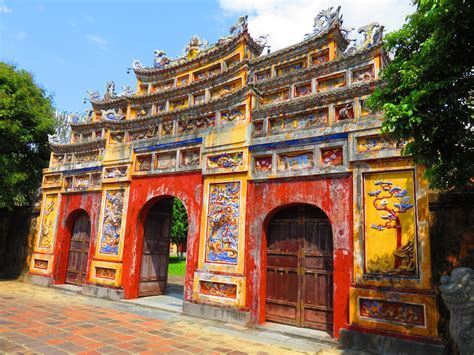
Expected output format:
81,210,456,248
66,211,91,285
265,204,333,332
138,197,188,297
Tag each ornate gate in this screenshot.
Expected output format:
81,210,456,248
266,204,333,331
66,212,91,285
139,199,172,297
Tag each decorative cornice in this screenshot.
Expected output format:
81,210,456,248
252,80,379,120
72,87,251,133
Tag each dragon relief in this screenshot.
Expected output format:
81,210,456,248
206,182,240,264
99,190,124,255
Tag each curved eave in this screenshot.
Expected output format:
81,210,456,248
70,87,251,132
251,44,384,91
251,23,349,67
133,31,263,81
90,96,128,110
50,138,106,154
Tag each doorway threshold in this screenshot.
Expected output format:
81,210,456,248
121,283,183,314
50,283,82,294
256,322,336,346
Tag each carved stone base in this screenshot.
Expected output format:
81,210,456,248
82,284,124,301
340,329,447,355
183,301,250,325
25,273,54,287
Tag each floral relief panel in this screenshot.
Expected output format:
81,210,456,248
205,182,241,264
364,170,418,277
99,189,125,255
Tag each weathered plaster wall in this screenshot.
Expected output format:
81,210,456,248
245,174,353,338
52,191,102,284
122,172,203,300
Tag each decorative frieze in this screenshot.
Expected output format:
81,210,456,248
156,152,176,170
180,149,200,168
317,73,346,92
178,114,216,133
207,152,243,170
95,267,116,280
200,281,237,299
311,47,330,65
63,172,101,192
359,298,425,326
335,102,354,121
104,165,128,179
136,154,153,171
357,135,405,153
321,147,343,166
268,108,328,135
254,155,272,173
43,174,62,188
351,64,375,84
220,105,245,123
262,89,289,105
278,151,313,171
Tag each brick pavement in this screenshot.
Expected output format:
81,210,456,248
0,280,345,354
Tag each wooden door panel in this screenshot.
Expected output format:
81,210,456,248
139,202,172,297
66,213,90,286
266,205,333,331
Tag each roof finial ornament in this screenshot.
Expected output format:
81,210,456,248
229,15,248,35
117,85,134,98
344,22,384,55
48,111,71,144
305,6,342,38
153,50,171,68
131,59,144,70
183,35,208,60
255,34,269,47
86,90,101,102
359,22,384,48
103,81,116,100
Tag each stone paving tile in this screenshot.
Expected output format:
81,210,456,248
0,280,345,354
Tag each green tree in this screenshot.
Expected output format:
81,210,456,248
0,63,55,209
171,198,188,260
368,0,473,190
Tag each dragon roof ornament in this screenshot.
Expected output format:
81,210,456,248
48,110,92,144
305,6,342,38
344,22,384,55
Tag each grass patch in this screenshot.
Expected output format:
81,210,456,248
168,256,186,276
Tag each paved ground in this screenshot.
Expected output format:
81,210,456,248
0,280,348,354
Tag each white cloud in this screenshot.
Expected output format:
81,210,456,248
0,5,12,13
86,34,108,50
15,31,27,40
219,0,415,51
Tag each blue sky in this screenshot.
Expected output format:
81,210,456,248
1,0,414,113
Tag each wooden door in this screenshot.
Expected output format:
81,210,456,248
66,213,91,285
139,202,172,297
266,205,333,331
